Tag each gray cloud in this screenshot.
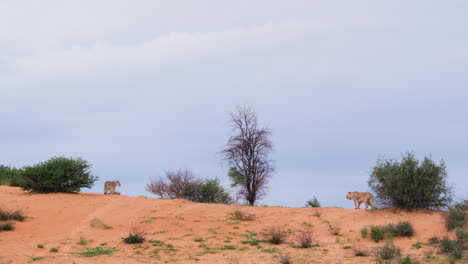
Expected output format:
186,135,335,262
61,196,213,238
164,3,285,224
1,1,467,207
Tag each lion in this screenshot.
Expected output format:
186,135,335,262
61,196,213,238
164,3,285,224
346,191,375,210
104,181,121,195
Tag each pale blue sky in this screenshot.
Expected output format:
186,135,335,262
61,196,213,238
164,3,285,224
1,1,467,207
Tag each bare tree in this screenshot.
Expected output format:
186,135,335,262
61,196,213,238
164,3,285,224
222,105,274,205
146,169,201,199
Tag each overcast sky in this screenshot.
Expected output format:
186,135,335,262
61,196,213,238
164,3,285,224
1,1,467,207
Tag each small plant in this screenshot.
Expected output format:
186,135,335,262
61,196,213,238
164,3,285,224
312,210,321,217
371,225,385,242
78,237,87,245
305,196,320,207
428,236,439,245
438,236,464,260
31,256,45,261
49,248,59,252
360,226,368,239
328,223,341,236
222,245,236,250
193,237,204,242
455,227,468,241
262,226,288,245
294,227,318,248
228,210,256,221
373,240,402,260
276,250,293,264
352,242,368,256
90,217,112,229
0,222,14,231
122,226,145,244
76,246,116,257
37,244,44,249
0,208,25,221
398,255,421,264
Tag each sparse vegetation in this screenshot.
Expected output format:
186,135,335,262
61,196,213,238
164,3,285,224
305,196,320,207
445,200,467,231
37,244,44,249
122,226,145,244
0,208,25,221
369,152,452,210
228,210,256,221
373,239,402,260
383,221,414,237
352,242,368,256
262,226,288,245
76,246,116,257
398,255,421,264
438,235,465,260
294,227,318,248
276,250,293,264
328,223,341,236
20,156,97,193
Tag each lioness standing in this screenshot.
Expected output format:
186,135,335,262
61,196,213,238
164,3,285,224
346,191,375,210
104,181,121,195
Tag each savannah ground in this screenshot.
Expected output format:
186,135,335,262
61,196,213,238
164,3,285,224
0,186,463,264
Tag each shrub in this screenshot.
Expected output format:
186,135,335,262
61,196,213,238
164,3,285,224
262,226,288,245
384,221,414,237
78,237,87,245
438,236,464,259
294,227,318,248
0,222,14,231
371,225,385,242
276,250,293,264
398,255,421,264
360,226,368,239
20,156,97,193
122,226,145,244
373,240,402,260
368,152,452,210
445,202,467,231
76,246,115,257
305,196,320,207
0,208,25,221
37,244,44,249
455,227,468,241
0,165,24,187
49,248,59,252
228,210,256,221
328,223,341,236
146,169,232,204
352,242,368,256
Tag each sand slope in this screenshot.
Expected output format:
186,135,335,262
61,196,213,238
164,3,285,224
0,186,458,264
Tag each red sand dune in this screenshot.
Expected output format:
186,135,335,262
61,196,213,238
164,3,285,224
0,186,458,264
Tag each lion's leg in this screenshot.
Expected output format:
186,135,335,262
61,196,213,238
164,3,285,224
354,200,360,209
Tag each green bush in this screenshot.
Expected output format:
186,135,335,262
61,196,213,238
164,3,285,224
371,225,385,242
383,221,414,237
20,156,97,193
228,210,256,221
305,196,320,207
439,236,464,259
445,201,467,231
368,152,452,210
360,226,368,239
0,165,24,186
398,255,421,264
0,222,14,231
122,226,145,244
193,179,232,204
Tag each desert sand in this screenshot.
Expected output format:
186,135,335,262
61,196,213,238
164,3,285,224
0,186,456,264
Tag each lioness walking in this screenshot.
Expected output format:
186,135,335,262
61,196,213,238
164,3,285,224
104,181,121,195
346,191,375,210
